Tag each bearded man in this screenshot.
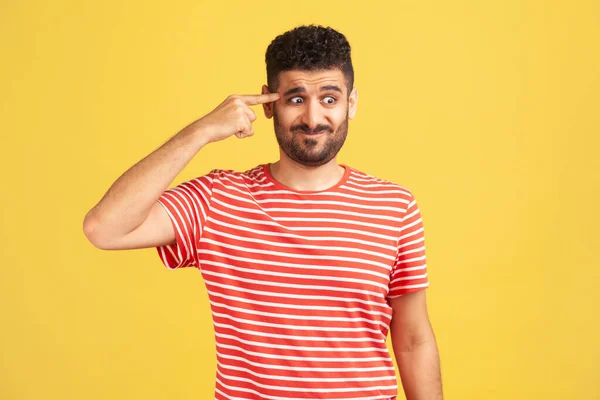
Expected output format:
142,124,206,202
83,24,443,400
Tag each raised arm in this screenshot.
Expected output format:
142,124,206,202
82,93,280,250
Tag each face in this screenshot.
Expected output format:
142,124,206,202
262,69,358,167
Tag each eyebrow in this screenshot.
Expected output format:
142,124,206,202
283,85,343,97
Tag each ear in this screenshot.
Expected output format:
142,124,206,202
348,87,358,120
262,85,274,119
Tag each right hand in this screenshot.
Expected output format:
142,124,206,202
190,93,280,143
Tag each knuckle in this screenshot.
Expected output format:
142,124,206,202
227,95,242,106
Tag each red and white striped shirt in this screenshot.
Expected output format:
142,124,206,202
156,163,429,400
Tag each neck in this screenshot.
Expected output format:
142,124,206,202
270,153,345,192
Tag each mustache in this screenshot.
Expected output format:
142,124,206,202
291,124,334,134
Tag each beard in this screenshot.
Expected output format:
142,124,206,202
273,107,349,167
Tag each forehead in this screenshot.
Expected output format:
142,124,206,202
277,69,346,94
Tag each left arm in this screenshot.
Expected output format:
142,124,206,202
389,290,443,400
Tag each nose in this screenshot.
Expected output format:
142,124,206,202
300,99,323,130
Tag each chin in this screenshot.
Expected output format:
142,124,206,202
294,152,337,168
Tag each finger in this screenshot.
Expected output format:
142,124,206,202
236,116,254,138
240,92,280,105
244,107,257,122
236,128,254,139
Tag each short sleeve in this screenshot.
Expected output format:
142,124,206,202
155,171,216,270
387,192,430,298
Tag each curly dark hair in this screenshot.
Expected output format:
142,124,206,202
265,25,354,95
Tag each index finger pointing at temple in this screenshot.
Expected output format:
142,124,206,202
242,93,280,105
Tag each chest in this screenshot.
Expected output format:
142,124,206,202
199,194,401,300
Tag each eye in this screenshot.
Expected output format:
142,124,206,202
289,96,304,104
322,96,336,104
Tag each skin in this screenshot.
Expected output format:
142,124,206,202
82,68,442,399
389,291,443,399
261,69,358,191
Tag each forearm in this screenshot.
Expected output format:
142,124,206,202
393,332,443,399
83,124,210,240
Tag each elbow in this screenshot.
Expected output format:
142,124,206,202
401,335,432,353
83,214,109,250
392,321,437,353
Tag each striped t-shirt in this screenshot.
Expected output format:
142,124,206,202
155,163,429,400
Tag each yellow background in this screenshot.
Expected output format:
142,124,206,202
1,0,598,399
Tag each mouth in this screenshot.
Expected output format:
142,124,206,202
297,130,327,137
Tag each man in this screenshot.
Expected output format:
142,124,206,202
83,25,442,400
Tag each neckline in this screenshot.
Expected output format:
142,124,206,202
262,163,351,194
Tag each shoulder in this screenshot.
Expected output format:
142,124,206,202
204,164,267,186
344,165,416,201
